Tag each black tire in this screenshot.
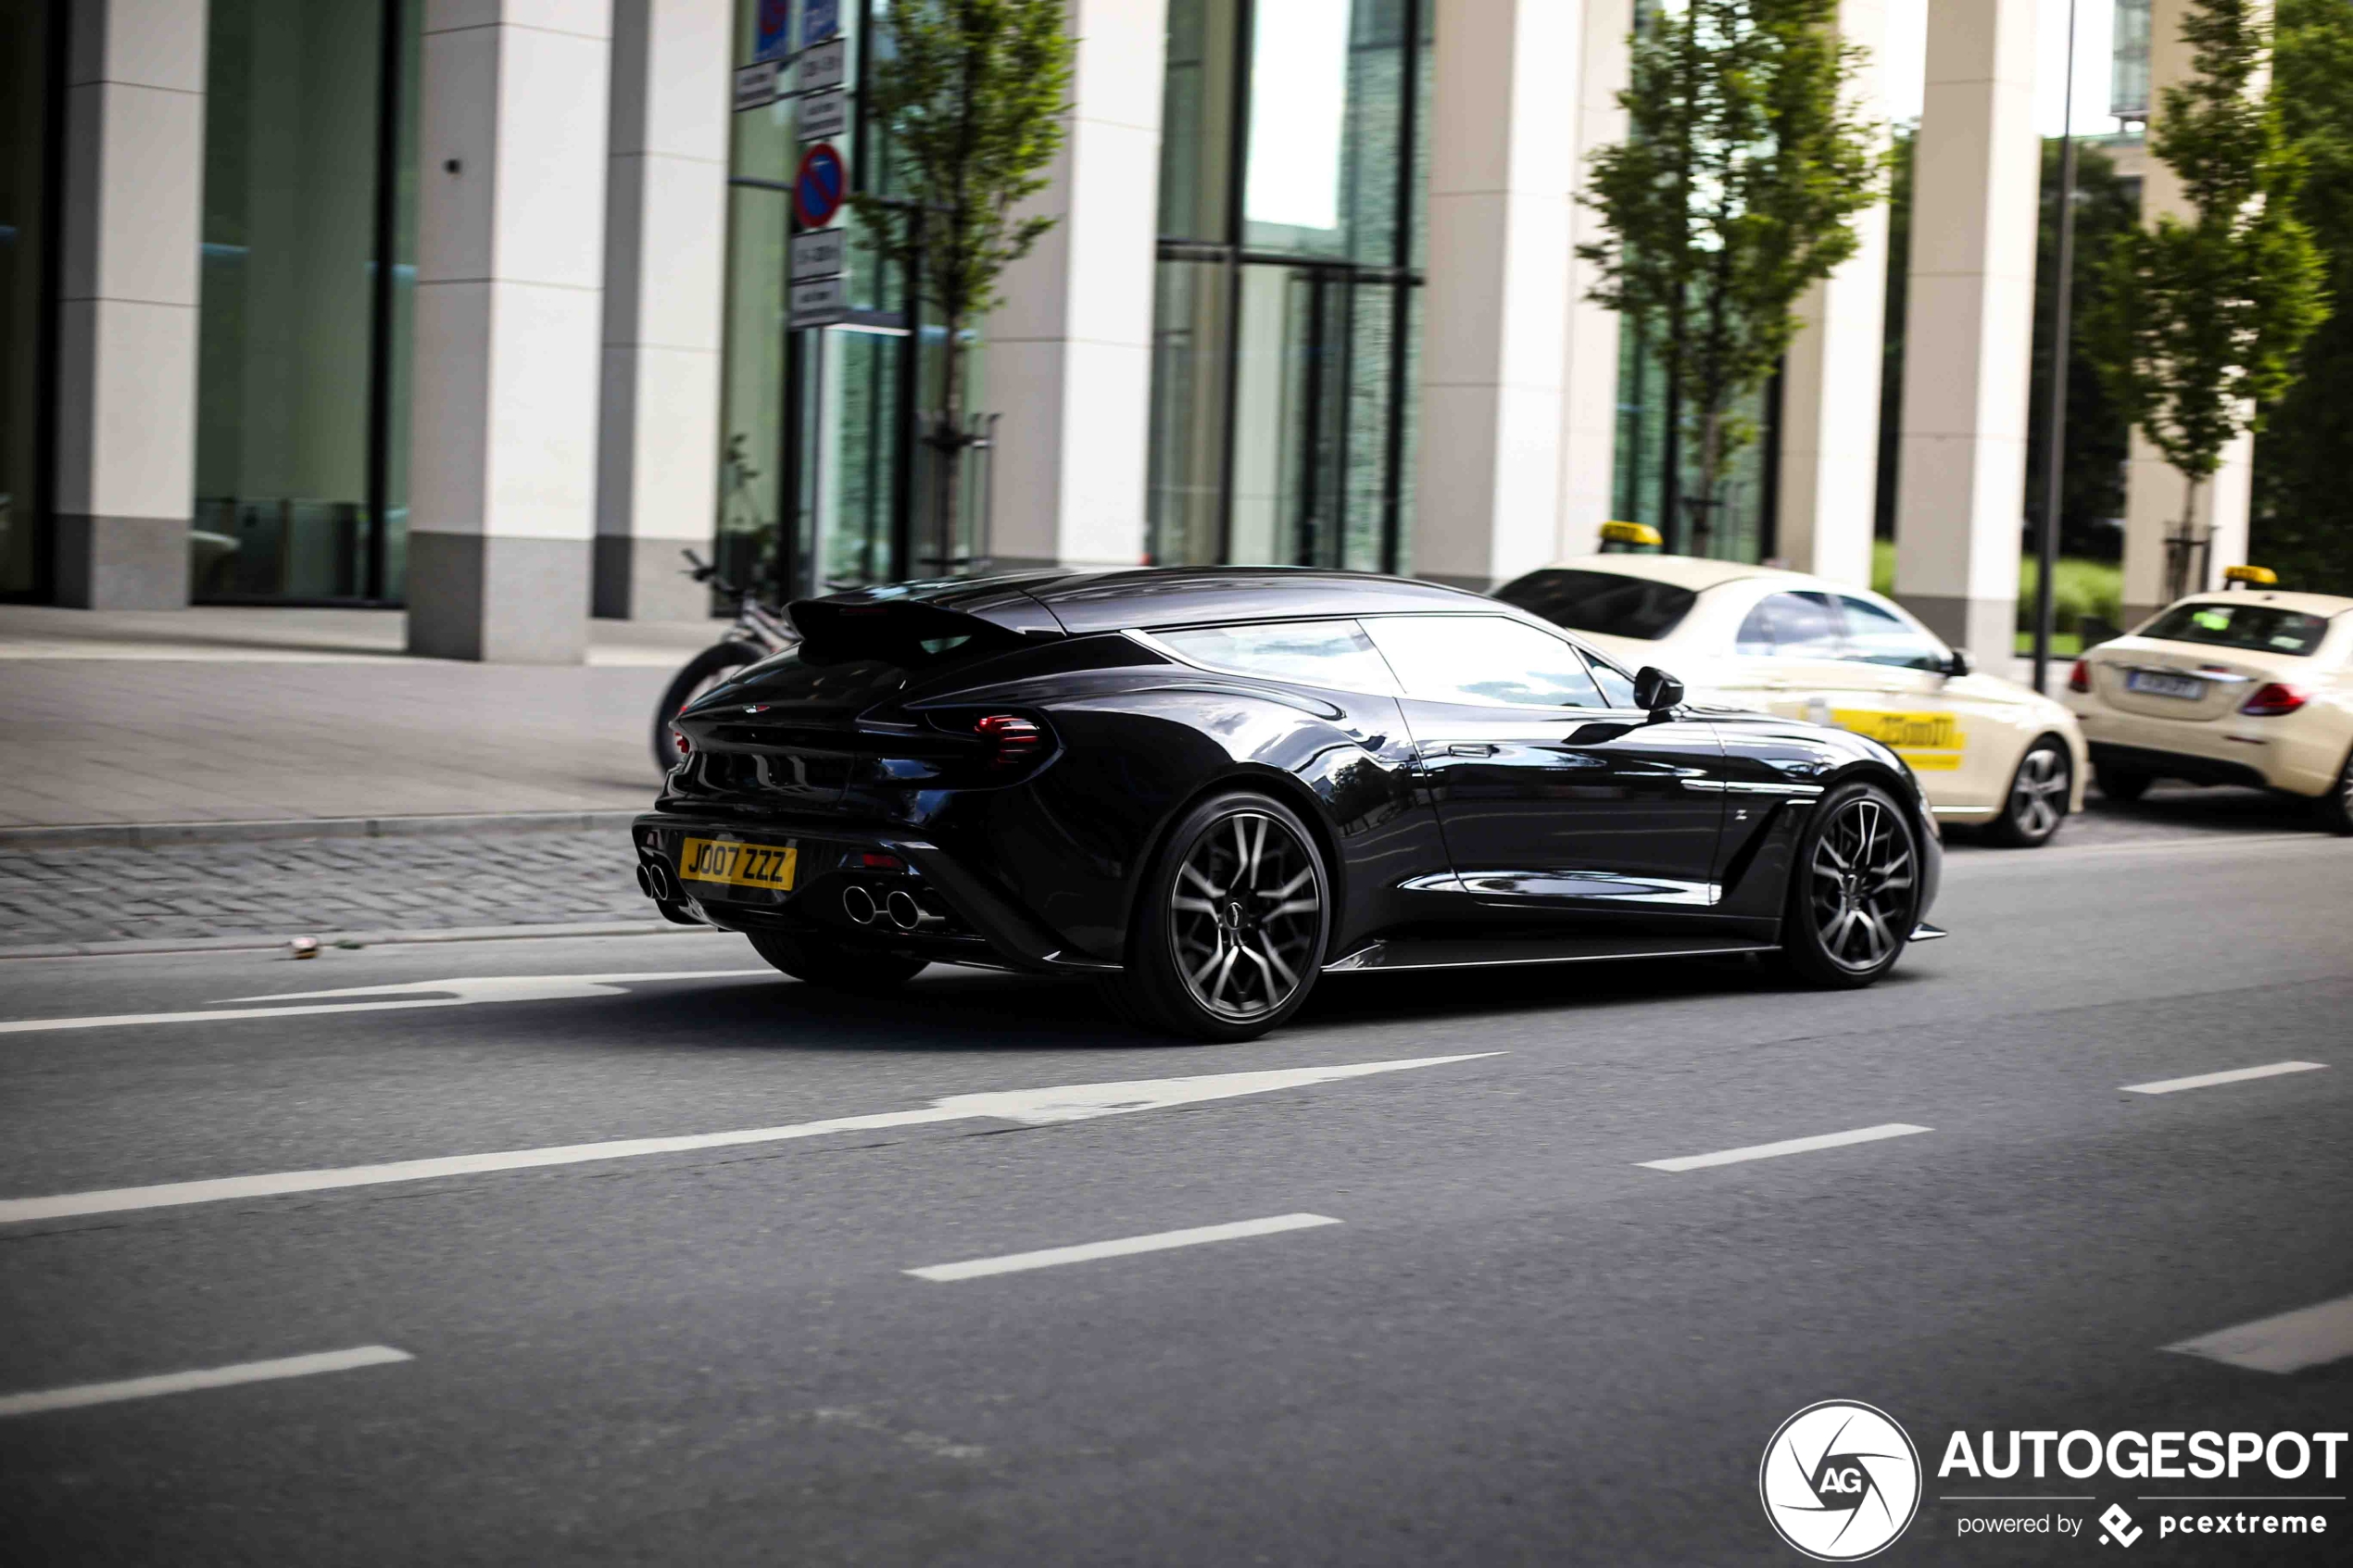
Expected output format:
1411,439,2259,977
747,930,928,993
1986,735,2072,847
2313,746,2353,836
1111,790,1331,1042
655,641,765,772
2094,763,2152,804
1780,781,1920,989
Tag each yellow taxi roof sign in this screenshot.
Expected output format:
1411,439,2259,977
2223,563,2277,586
1599,521,1663,547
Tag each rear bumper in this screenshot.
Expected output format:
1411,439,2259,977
2086,741,2275,794
629,810,1118,974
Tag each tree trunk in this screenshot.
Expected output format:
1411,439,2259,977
932,316,967,580
2166,472,2204,602
1692,405,1722,559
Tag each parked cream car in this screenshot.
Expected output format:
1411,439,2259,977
2064,571,2353,834
1495,554,2089,846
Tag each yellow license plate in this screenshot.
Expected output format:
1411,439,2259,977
1830,709,1966,771
677,836,799,891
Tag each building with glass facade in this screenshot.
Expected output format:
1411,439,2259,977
0,0,2246,663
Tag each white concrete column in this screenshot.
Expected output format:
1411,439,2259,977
1776,0,1890,588
53,0,207,609
2118,0,2259,622
409,0,612,662
1892,0,2041,658
593,0,728,621
1555,0,1630,556
1414,0,1581,590
985,0,1167,572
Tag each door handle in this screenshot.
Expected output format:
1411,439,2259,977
1438,743,1499,758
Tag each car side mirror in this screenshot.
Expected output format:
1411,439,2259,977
1943,647,1971,679
1633,666,1685,713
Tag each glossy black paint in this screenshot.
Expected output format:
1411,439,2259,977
633,569,1941,978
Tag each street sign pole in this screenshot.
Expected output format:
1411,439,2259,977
2034,0,2079,696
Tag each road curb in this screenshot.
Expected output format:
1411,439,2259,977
0,919,720,961
0,809,646,851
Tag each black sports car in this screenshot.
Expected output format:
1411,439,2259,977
633,569,1943,1040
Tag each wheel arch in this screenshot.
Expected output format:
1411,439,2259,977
1118,763,1350,966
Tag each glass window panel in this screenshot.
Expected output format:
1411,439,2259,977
1147,258,1232,567
1365,615,1606,709
2137,600,2329,657
1227,266,1309,563
1499,569,1697,641
718,182,790,596
195,0,388,602
1836,595,1949,671
1158,0,1238,240
0,0,54,596
1736,592,1843,657
1155,619,1399,693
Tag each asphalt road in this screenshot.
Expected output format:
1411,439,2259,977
2,804,2348,1565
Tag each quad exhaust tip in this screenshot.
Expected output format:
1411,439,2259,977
842,884,879,925
886,890,924,930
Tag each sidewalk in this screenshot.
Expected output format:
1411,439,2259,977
0,606,714,834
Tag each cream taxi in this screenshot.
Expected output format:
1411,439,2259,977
2064,569,2353,834
1495,552,2089,846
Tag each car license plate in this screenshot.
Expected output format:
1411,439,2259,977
2126,670,2206,701
677,836,798,891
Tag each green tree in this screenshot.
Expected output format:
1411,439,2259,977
2084,0,2327,601
2251,0,2353,593
1581,0,1887,556
849,0,1075,573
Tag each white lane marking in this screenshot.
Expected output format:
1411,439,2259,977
2164,1294,2353,1375
0,971,774,1035
0,1346,411,1418
2120,1060,2326,1096
908,1213,1341,1282
1638,1123,1931,1173
0,1054,1494,1225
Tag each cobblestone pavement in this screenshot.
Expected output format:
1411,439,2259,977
0,830,650,948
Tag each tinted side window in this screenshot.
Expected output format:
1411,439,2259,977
1362,616,1605,709
1836,596,1948,671
1494,569,1697,641
1734,591,1843,656
1151,620,1400,693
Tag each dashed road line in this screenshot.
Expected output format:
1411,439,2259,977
0,971,774,1036
0,1346,412,1418
2120,1060,2325,1096
2165,1293,2353,1375
908,1213,1342,1282
0,1055,1494,1225
1638,1123,1931,1173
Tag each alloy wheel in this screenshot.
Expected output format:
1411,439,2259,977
2008,746,2069,840
1808,795,1915,972
1169,810,1323,1021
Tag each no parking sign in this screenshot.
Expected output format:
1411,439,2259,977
794,143,848,229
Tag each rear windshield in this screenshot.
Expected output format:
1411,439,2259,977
1495,569,1696,641
2139,601,2331,657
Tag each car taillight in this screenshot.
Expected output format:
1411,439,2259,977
671,727,690,756
2067,659,2091,694
2240,683,2309,716
974,713,1046,763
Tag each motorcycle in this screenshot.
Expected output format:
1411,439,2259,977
652,549,797,773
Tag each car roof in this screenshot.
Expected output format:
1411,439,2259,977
2152,589,2353,619
1514,553,1822,594
812,567,1498,636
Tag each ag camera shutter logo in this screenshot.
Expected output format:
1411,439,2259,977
1760,1400,1923,1561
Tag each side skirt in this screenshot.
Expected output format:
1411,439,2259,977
1324,931,1781,973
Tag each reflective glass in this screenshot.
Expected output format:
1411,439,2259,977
1365,615,1606,709
0,0,51,596
1735,592,1843,657
194,0,411,602
1155,620,1399,694
1836,595,1949,671
1147,259,1232,566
